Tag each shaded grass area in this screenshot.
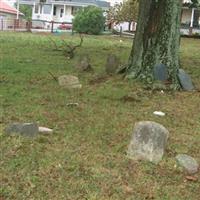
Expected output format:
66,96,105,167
0,32,200,200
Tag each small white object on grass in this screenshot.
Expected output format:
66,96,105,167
120,40,123,43
153,111,166,116
66,103,79,107
39,127,53,134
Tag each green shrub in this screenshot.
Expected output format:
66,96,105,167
73,6,105,35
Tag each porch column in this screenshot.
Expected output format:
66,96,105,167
51,4,54,20
190,8,195,27
64,5,66,17
38,4,41,14
33,2,35,17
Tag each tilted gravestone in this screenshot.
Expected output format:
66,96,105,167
176,154,199,174
58,75,82,89
178,69,194,91
5,122,39,137
127,121,169,164
105,54,120,75
153,63,168,81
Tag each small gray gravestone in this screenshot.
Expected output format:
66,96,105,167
105,54,120,75
153,64,168,81
127,121,169,164
178,69,194,91
5,122,38,137
77,56,92,72
58,75,82,89
176,154,199,174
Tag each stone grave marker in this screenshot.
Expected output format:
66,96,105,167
178,69,194,91
127,121,169,164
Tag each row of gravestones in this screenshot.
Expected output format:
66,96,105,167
77,54,120,75
78,55,195,91
154,64,195,91
5,121,199,175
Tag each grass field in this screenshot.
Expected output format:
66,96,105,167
0,32,200,200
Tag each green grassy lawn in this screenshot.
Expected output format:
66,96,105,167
0,32,200,200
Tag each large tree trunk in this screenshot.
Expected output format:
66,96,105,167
127,0,182,89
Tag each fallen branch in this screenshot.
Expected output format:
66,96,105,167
48,71,58,82
48,34,84,59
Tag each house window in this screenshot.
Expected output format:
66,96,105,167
60,8,64,18
71,7,80,15
35,5,39,14
43,5,51,14
53,6,57,16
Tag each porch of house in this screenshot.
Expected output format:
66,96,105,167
181,7,200,35
32,3,81,24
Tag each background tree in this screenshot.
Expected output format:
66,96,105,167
73,6,105,35
183,0,200,8
107,0,139,31
19,5,32,20
127,0,183,90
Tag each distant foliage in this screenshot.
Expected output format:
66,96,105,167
183,0,200,8
107,0,138,25
73,6,105,35
19,5,32,20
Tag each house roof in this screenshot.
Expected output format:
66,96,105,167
0,1,23,15
19,0,110,9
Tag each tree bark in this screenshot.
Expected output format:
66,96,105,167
127,0,182,89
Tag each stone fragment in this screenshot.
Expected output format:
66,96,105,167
127,121,169,164
176,154,199,174
153,111,165,116
38,127,53,134
5,122,38,137
58,75,82,89
178,69,194,91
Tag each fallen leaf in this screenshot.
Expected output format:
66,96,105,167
185,176,198,182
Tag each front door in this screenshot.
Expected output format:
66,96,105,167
60,8,64,18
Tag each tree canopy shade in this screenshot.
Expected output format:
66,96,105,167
127,0,183,90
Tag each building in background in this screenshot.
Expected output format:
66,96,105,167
0,0,24,30
19,0,110,28
106,0,123,6
181,0,200,35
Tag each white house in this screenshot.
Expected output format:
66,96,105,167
181,0,200,35
19,0,110,25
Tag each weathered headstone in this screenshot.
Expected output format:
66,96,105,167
127,121,169,164
153,64,168,81
176,154,199,174
76,56,92,72
5,122,38,137
58,75,82,89
178,69,194,91
105,54,120,75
